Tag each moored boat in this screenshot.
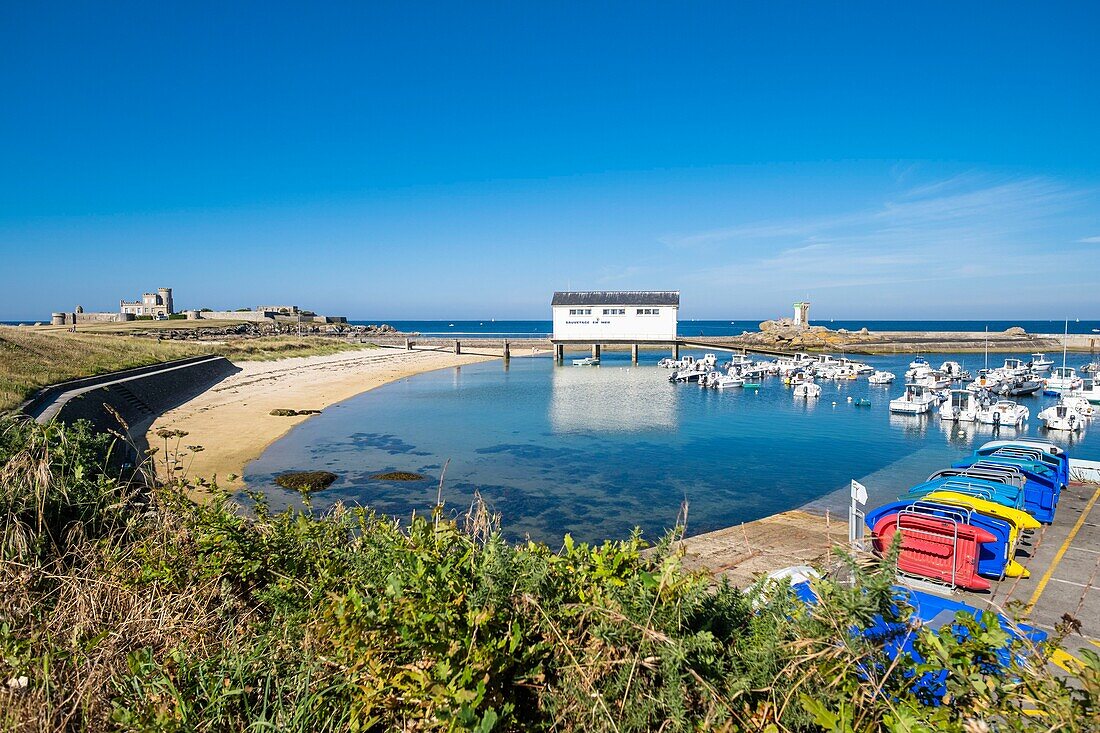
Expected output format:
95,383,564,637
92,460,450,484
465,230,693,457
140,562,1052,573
889,383,939,414
976,400,1029,427
868,370,896,385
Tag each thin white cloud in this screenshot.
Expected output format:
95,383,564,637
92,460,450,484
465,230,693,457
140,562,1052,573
674,174,1094,299
1078,235,1100,243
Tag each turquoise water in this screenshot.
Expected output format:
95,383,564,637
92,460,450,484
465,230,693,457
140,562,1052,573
245,351,1099,544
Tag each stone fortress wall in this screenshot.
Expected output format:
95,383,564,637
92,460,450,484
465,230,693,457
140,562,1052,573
50,287,346,326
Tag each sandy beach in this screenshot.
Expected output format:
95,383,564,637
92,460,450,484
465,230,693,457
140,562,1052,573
146,346,500,490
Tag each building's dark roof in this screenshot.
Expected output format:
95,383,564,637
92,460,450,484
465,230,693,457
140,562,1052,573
551,291,680,307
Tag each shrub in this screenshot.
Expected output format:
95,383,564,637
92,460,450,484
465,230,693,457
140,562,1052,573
0,417,1096,731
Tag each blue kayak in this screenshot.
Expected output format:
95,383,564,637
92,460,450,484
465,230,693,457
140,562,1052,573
908,475,1027,513
950,458,1059,523
974,442,1069,488
790,581,1047,704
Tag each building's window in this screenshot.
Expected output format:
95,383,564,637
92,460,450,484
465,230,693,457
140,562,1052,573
583,308,591,315
602,308,625,315
636,308,660,315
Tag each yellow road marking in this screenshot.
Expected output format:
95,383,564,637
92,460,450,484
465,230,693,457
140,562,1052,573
1089,639,1100,650
1050,648,1085,674
1025,485,1100,613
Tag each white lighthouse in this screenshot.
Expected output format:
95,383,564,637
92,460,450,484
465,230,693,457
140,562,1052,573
793,301,810,328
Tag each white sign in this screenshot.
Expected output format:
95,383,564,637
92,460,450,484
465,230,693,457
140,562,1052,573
850,479,868,506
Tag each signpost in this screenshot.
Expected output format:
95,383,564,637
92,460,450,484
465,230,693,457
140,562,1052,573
849,479,868,550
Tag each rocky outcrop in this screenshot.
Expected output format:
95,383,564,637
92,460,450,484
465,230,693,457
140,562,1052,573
132,323,405,341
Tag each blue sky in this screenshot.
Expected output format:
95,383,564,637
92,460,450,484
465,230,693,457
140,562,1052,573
1,2,1098,320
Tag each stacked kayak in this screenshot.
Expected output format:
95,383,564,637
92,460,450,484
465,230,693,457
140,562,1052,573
865,439,1067,590
787,575,1048,703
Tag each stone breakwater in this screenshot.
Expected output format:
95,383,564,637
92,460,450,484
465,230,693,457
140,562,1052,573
713,320,1099,354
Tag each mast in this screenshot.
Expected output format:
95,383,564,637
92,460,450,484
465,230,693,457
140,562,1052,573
1062,319,1069,371
984,326,988,371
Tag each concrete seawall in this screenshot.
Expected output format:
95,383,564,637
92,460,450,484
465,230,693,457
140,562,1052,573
22,356,241,464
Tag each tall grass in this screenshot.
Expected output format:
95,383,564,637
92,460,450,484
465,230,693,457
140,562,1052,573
0,416,1096,731
0,328,372,411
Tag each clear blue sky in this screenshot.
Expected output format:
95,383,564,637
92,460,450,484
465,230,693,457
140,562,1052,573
2,2,1098,320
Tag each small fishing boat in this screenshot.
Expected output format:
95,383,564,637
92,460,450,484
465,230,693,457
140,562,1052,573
1063,395,1095,418
940,389,980,422
1029,353,1054,374
967,369,1004,393
1078,381,1100,404
996,377,1044,397
656,357,677,369
867,370,895,385
938,361,971,381
792,381,821,398
1046,366,1083,393
976,400,1029,427
715,373,745,389
908,356,929,370
572,356,599,366
1038,402,1084,432
889,383,939,414
853,398,872,407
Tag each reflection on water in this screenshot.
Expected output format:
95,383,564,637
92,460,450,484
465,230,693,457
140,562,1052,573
246,350,1100,544
549,365,679,433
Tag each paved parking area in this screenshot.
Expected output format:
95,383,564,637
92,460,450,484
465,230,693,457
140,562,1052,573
982,481,1100,664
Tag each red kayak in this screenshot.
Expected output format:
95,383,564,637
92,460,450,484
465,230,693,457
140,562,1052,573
873,513,996,591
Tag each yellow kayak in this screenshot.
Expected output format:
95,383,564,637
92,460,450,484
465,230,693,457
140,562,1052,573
923,490,1041,532
924,491,1037,579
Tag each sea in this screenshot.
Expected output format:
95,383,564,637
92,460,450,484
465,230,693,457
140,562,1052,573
246,348,1100,546
348,320,1100,338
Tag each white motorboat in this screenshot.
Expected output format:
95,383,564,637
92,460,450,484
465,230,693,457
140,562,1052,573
976,400,1029,427
938,361,971,381
967,370,1004,393
1046,366,1083,393
836,357,874,374
572,356,599,366
1029,353,1054,374
908,356,930,370
1063,395,1095,418
916,370,951,390
701,353,718,368
939,389,981,422
657,357,677,369
867,370,896,385
1038,402,1085,432
889,383,939,414
792,381,821,398
715,373,745,389
1000,358,1029,377
1078,381,1100,405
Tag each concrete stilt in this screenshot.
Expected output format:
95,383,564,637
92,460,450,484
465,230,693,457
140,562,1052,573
592,344,601,359
454,340,461,355
405,338,412,351
554,343,564,362
631,343,639,363
502,340,510,362
673,343,680,360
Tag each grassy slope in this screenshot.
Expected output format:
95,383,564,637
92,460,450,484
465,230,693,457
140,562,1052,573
0,327,372,411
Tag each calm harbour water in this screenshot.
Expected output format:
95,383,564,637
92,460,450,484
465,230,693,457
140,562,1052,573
245,350,1100,545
